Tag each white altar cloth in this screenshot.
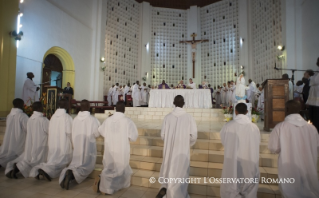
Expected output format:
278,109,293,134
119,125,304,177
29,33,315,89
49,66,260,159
148,89,212,109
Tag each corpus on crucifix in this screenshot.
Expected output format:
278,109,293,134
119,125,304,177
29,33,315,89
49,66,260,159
180,33,209,78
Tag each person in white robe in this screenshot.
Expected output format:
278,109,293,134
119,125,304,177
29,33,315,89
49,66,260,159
231,82,237,105
226,83,232,106
59,100,100,190
112,83,119,105
156,95,197,198
293,81,304,99
140,83,148,106
221,83,227,106
107,85,114,106
0,99,28,171
282,74,293,100
132,81,141,107
268,100,319,198
123,83,131,102
215,86,222,108
247,79,257,107
235,74,247,103
187,78,197,89
93,101,138,194
5,102,49,179
22,72,40,106
220,103,260,198
30,99,73,181
257,86,264,120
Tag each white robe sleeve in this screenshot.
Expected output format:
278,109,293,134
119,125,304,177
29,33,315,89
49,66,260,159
42,117,50,135
268,124,281,154
128,120,138,142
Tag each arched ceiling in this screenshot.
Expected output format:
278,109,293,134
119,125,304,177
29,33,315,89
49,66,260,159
135,0,221,10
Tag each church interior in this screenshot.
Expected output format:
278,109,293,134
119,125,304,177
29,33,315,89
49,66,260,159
0,0,319,198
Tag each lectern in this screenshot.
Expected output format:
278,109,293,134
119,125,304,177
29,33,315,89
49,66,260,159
263,79,289,131
45,86,63,118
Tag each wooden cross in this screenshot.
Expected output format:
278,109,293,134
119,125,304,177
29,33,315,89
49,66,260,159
180,33,209,78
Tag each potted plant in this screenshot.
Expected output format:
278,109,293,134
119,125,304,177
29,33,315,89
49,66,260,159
223,106,233,122
251,107,260,123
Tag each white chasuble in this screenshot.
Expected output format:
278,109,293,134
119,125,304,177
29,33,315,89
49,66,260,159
96,112,138,194
159,107,197,198
59,111,100,184
30,109,73,178
132,84,141,107
268,114,319,198
220,114,260,198
0,108,28,167
22,78,39,105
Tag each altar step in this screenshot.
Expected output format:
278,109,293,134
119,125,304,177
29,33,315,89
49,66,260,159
94,107,224,121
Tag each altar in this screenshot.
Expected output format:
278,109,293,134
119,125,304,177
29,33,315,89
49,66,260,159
148,89,212,108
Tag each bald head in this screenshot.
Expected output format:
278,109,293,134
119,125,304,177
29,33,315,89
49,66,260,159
59,98,69,110
173,95,185,108
116,101,125,113
80,100,90,112
32,101,43,112
285,100,301,116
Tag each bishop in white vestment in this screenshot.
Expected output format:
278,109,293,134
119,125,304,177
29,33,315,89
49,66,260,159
132,81,141,107
5,102,49,179
157,95,197,198
59,100,100,190
22,72,39,105
30,99,73,180
94,102,138,194
268,100,319,198
0,99,28,169
220,103,260,198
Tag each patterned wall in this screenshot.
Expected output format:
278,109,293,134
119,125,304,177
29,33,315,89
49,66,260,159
150,8,188,87
251,0,282,84
200,0,239,88
104,0,140,90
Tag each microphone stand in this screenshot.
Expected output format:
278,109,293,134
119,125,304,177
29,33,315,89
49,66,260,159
274,66,318,85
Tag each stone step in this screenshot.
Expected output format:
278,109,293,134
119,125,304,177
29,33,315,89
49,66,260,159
88,165,282,198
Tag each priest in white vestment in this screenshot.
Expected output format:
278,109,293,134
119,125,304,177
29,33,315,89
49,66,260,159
132,81,141,107
123,83,131,102
156,95,197,198
107,85,114,106
187,78,197,89
112,83,119,105
93,101,138,194
220,103,260,198
22,72,40,105
30,99,73,181
0,99,28,170
140,83,148,106
59,100,100,190
268,100,319,198
247,79,257,107
5,102,49,179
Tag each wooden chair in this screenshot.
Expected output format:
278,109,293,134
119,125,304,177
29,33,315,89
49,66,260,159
118,95,124,102
126,95,133,107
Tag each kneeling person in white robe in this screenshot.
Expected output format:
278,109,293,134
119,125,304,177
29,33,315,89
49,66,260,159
0,99,28,172
59,100,100,190
268,100,319,198
93,101,138,194
5,102,49,179
30,99,73,181
156,95,198,198
220,103,260,198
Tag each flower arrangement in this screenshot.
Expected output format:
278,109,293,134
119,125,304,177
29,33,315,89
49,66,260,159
251,107,260,123
39,93,47,117
23,102,33,117
251,107,260,115
222,106,234,114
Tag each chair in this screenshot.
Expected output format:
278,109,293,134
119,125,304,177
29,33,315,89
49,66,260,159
126,95,133,107
118,95,124,102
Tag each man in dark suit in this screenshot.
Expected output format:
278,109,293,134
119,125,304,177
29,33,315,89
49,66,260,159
63,82,74,96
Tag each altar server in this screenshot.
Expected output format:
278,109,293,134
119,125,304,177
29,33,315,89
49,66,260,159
22,72,40,105
140,83,148,106
156,95,197,198
0,99,28,169
112,83,119,105
132,81,141,107
30,99,73,181
93,101,138,194
59,100,100,190
107,85,114,106
247,79,257,107
221,83,227,106
268,100,319,198
220,103,260,198
188,78,197,89
123,83,131,102
5,102,49,179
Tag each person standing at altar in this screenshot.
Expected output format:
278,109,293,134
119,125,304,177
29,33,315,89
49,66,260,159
282,74,293,100
188,78,196,89
22,72,40,105
140,83,148,106
123,83,130,103
201,81,208,89
112,83,119,106
221,83,227,106
107,85,114,106
178,80,186,89
230,81,237,105
247,79,257,107
158,80,170,89
0,99,28,169
226,82,232,106
268,100,319,198
156,95,197,198
215,86,222,108
220,103,260,198
132,81,141,107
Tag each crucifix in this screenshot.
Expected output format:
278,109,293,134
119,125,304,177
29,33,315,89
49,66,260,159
180,33,209,78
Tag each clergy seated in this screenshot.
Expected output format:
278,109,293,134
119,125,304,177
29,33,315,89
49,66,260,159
59,100,100,190
158,80,170,89
93,101,138,195
29,99,73,181
5,102,49,179
0,99,28,169
156,95,197,198
268,100,319,198
220,103,260,198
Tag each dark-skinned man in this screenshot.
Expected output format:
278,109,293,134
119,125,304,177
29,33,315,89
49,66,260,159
93,101,138,195
30,99,73,181
22,72,40,105
156,95,197,198
269,100,319,197
59,100,100,190
158,80,170,89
